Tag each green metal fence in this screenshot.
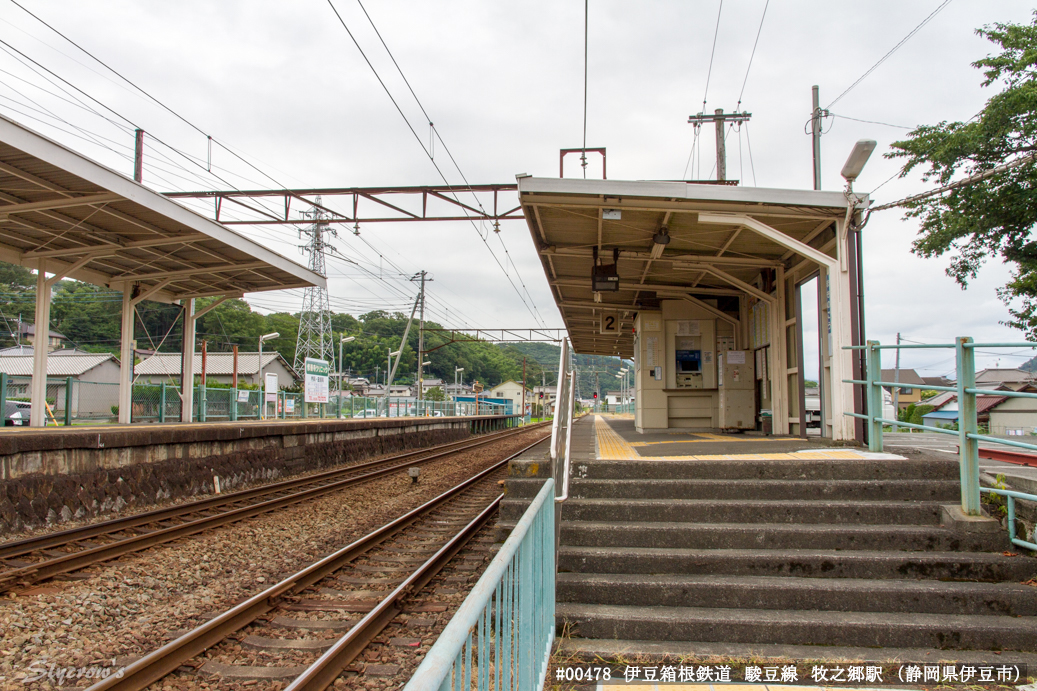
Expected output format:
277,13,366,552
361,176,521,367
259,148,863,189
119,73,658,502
0,375,515,426
845,337,1037,551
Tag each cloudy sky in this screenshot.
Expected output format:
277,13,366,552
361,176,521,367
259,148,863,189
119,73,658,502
0,0,1033,377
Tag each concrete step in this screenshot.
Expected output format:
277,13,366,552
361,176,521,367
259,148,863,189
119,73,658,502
557,573,1037,616
567,478,960,501
560,521,1006,552
570,458,960,481
554,637,1037,666
556,603,1037,651
558,546,1037,582
544,499,944,525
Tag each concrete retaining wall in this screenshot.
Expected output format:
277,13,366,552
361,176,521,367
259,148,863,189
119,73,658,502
0,416,510,535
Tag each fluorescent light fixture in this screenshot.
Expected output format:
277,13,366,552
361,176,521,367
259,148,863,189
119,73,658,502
260,332,279,342
341,335,355,343
841,139,877,182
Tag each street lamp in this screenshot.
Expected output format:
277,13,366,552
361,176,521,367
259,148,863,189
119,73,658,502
840,139,876,191
338,335,355,419
258,332,279,420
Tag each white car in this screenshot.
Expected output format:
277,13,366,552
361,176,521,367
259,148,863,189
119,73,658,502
352,409,381,418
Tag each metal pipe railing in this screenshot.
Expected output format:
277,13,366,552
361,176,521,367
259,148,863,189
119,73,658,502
842,337,1037,550
402,479,557,691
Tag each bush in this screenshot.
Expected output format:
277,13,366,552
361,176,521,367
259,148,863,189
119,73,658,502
909,404,935,426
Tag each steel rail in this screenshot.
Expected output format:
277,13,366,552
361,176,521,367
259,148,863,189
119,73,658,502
285,496,501,691
0,424,547,591
0,424,540,561
86,438,543,691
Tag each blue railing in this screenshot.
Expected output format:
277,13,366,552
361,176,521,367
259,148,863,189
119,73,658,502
403,479,557,691
844,338,1037,549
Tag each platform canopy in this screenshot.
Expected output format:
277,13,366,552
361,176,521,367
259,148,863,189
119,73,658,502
518,176,860,358
0,114,324,301
0,114,325,426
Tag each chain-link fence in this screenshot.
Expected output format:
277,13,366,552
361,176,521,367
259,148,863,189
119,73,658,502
0,374,517,426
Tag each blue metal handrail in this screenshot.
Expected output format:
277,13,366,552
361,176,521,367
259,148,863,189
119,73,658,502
843,337,1037,551
403,479,557,691
981,487,1037,551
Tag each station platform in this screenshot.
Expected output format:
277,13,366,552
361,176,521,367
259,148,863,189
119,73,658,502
592,415,895,461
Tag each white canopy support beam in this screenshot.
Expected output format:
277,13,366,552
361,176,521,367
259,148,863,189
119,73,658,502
117,279,173,424
29,254,94,426
698,212,854,440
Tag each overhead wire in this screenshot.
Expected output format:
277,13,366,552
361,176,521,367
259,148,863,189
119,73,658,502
326,0,547,328
700,0,724,113
735,0,768,111
827,0,953,109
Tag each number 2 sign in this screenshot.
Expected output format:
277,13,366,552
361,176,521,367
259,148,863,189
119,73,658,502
600,313,619,334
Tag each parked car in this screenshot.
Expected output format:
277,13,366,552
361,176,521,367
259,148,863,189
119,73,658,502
352,409,381,419
4,400,30,426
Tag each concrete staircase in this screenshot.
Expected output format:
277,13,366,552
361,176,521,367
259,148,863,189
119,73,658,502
505,428,1037,658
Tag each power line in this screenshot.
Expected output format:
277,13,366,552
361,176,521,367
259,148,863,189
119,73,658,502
324,0,546,328
6,0,289,191
735,0,768,110
581,0,589,178
830,111,914,130
351,0,546,327
827,0,953,109
700,0,724,112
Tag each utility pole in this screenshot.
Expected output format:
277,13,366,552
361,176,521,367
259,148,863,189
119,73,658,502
811,86,828,190
411,271,431,405
688,108,751,181
595,371,600,413
522,357,527,422
133,129,144,183
892,332,902,433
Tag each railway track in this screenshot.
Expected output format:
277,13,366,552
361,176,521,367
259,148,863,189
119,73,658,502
85,441,536,691
0,422,547,592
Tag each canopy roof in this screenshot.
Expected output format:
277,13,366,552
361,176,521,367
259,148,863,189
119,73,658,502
0,114,324,302
518,176,865,357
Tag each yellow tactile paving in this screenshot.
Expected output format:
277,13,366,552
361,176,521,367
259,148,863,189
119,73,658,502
594,415,869,462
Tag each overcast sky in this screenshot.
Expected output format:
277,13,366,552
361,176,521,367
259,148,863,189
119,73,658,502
0,0,1033,377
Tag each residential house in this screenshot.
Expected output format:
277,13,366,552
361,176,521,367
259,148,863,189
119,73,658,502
12,323,68,351
880,369,926,409
488,380,532,413
420,378,444,395
975,368,1035,391
444,383,472,399
921,375,953,388
133,352,299,388
987,385,1037,436
921,393,1007,430
0,352,121,417
532,385,558,415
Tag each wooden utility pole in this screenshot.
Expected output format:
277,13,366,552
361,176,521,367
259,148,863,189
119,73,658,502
133,129,144,183
200,340,207,385
687,109,752,181
232,345,238,389
522,357,527,421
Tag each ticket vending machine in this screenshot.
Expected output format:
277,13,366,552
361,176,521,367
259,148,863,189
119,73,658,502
675,349,703,388
718,350,755,430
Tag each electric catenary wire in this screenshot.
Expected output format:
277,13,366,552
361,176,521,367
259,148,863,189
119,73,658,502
827,0,952,110
325,0,547,328
351,0,547,329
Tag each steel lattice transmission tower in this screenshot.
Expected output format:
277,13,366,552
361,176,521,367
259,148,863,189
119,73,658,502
294,196,337,372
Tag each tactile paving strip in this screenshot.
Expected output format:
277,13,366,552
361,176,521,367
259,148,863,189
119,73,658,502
594,416,873,462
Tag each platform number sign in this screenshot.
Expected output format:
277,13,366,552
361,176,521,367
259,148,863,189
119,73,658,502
304,357,330,404
600,313,619,335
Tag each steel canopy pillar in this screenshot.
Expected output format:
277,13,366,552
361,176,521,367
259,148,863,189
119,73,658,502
118,289,134,424
29,264,53,427
30,256,93,426
181,298,196,423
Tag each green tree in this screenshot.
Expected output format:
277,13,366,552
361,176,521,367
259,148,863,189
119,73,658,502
424,386,445,401
888,13,1037,337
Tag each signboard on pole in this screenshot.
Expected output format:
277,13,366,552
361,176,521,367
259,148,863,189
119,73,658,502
265,372,278,402
305,358,330,403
